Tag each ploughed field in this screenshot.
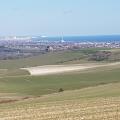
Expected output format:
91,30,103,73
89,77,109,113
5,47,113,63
0,48,120,119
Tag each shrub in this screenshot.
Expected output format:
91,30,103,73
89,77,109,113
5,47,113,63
58,88,64,92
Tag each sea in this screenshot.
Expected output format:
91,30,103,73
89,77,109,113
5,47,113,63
32,35,120,43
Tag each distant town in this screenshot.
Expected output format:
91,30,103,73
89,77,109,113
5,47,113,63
0,36,120,60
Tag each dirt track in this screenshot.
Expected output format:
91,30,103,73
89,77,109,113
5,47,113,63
22,62,120,76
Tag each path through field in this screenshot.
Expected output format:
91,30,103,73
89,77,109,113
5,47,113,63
22,62,120,76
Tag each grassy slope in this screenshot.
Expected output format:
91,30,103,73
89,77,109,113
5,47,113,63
0,48,108,69
0,64,120,96
0,69,30,77
0,48,120,69
0,83,119,120
0,48,119,77
0,82,120,107
0,48,120,119
0,50,90,77
0,48,119,97
0,50,86,69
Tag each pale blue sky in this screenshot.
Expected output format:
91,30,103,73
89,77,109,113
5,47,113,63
0,0,120,36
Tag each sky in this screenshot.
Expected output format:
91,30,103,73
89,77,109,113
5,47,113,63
0,0,120,36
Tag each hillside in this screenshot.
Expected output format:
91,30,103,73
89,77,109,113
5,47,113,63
0,48,120,120
0,83,119,120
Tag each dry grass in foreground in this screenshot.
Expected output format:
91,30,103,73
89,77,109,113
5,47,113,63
0,83,120,120
0,97,119,120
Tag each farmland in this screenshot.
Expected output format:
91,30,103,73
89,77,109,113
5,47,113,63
0,48,112,69
0,48,120,119
0,83,120,120
0,62,120,96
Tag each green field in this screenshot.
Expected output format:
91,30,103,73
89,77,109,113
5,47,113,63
0,48,110,69
0,48,120,98
0,64,119,96
0,48,120,120
0,83,119,120
0,50,87,69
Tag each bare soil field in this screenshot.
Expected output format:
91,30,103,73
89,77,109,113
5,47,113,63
22,62,120,76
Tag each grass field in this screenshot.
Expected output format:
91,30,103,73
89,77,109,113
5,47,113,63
0,48,120,119
0,48,109,69
0,50,87,69
0,62,120,96
0,83,119,120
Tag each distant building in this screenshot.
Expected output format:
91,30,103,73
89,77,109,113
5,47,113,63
46,46,54,52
